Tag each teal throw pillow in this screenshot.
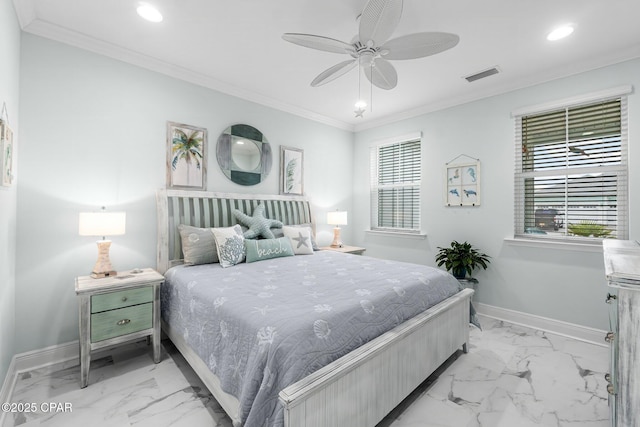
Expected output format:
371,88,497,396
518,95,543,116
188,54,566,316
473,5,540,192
245,237,294,263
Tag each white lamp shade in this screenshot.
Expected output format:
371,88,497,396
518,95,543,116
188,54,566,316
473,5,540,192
79,212,126,236
327,211,348,226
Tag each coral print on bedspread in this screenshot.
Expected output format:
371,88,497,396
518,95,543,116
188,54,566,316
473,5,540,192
160,250,460,427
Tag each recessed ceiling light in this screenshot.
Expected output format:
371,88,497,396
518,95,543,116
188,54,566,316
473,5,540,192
137,3,163,23
547,25,574,41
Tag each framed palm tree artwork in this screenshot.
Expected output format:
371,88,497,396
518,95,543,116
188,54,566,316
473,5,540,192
167,121,207,190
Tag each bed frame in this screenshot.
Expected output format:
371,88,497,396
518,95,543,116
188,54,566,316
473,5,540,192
156,188,473,427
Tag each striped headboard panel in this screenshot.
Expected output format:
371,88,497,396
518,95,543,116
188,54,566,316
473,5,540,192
156,188,313,273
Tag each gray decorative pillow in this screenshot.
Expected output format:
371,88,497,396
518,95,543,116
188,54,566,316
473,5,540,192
283,226,314,255
273,223,319,250
178,224,218,265
233,204,283,239
211,225,246,268
245,237,295,263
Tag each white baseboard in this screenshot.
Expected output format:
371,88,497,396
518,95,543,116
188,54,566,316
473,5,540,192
0,340,79,425
12,340,79,374
475,302,608,347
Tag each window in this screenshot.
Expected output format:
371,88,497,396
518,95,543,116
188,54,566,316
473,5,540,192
514,96,628,242
370,135,421,233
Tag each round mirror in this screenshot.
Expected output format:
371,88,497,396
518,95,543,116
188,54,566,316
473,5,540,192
231,138,261,170
216,124,272,186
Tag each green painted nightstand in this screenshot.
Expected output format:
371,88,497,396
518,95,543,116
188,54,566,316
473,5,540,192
75,268,163,388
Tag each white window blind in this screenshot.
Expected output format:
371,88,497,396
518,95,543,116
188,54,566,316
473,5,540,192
514,97,628,242
370,137,421,233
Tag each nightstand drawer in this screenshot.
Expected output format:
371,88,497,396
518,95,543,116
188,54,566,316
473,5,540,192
91,286,153,313
91,303,152,342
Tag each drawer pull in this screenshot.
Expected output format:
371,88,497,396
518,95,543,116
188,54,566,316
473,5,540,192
605,373,611,382
607,383,616,395
117,319,131,326
605,332,615,343
121,297,128,302
606,293,617,304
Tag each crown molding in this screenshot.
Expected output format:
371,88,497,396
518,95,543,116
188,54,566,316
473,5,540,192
11,0,36,29
354,45,640,132
16,0,640,135
19,14,356,133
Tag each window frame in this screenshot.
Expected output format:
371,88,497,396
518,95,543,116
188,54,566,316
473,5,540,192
369,132,423,235
513,89,630,244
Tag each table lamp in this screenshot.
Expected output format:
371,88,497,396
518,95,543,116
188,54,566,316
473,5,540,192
327,210,347,248
79,208,126,278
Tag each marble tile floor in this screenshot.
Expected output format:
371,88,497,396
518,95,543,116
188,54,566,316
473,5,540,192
2,316,610,427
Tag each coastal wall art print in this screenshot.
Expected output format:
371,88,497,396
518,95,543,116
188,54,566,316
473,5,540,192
280,146,304,196
0,119,14,187
167,121,207,190
445,161,480,206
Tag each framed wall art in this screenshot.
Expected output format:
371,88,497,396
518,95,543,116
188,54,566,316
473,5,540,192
167,121,207,190
280,146,304,195
445,157,480,207
0,119,14,187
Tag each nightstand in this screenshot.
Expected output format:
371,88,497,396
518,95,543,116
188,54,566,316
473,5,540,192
75,268,163,388
321,245,366,255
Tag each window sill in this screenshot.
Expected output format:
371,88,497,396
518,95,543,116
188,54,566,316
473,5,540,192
504,237,603,253
366,230,427,239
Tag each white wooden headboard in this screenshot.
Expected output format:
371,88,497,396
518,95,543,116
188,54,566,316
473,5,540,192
156,188,314,273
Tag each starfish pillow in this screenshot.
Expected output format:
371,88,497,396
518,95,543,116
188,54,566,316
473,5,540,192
233,204,283,239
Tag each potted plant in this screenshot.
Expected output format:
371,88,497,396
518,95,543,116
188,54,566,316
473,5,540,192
435,240,491,279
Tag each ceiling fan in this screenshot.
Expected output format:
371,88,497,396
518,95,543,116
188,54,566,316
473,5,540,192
282,0,459,90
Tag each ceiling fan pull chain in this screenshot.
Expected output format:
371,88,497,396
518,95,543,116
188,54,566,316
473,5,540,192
370,64,373,113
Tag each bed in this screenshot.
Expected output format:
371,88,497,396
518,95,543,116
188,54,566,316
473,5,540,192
156,188,473,427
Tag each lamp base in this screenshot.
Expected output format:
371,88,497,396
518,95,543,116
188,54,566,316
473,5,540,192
91,239,117,279
330,226,343,248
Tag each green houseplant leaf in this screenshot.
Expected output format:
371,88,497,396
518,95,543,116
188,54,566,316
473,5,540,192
435,240,490,279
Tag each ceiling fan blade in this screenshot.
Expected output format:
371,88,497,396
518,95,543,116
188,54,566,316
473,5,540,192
359,0,403,46
311,59,358,87
363,57,397,90
282,33,354,54
382,32,460,60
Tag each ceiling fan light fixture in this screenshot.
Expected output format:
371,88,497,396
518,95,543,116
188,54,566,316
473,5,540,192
547,25,574,41
137,3,163,23
355,100,367,109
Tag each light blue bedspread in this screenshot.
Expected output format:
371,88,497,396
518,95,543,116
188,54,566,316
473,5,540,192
161,250,461,427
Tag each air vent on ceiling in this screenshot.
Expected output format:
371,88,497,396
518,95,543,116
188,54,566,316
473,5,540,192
464,66,500,83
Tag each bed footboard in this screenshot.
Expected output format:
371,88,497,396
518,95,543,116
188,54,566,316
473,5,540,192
279,288,473,427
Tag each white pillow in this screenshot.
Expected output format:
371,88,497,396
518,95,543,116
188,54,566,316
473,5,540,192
283,226,314,255
273,223,319,250
211,224,246,267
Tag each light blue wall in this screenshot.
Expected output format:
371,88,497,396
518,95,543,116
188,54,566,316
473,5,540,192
12,28,640,357
16,34,354,354
353,58,640,330
0,0,20,384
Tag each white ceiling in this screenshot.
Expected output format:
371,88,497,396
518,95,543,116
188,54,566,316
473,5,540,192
13,0,640,131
